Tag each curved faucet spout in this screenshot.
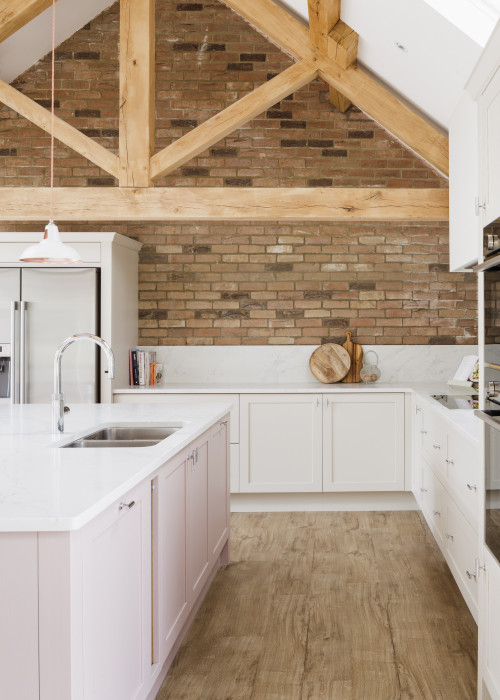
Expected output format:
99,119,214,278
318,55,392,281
53,333,114,434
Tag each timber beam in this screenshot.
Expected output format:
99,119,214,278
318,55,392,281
119,0,155,186
220,0,448,176
308,0,358,112
0,0,56,44
0,187,449,221
150,60,318,182
0,79,120,178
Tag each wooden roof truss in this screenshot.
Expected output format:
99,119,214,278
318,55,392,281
0,0,449,221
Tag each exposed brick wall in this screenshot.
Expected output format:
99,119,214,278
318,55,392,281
0,0,477,345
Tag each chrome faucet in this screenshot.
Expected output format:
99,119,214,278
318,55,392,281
53,333,115,434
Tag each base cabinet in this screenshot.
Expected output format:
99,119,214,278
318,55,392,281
79,480,152,700
2,417,230,700
155,455,189,664
323,394,405,491
414,399,479,621
239,394,323,492
480,548,500,700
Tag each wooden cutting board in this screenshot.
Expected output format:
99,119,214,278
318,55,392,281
309,344,351,384
341,331,363,383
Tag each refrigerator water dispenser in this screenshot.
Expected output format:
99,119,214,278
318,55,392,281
0,344,11,399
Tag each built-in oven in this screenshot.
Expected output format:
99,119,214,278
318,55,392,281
476,410,500,564
476,219,500,400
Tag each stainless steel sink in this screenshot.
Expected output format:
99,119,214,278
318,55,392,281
61,424,182,448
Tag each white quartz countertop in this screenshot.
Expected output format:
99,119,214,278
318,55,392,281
0,402,231,533
114,381,482,442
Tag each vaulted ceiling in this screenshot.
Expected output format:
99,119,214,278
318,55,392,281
1,0,499,130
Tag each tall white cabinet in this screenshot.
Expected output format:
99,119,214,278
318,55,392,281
449,92,481,271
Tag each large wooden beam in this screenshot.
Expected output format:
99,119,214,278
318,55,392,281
219,0,448,176
0,0,56,44
307,1,357,113
0,187,449,221
0,80,119,178
150,60,318,182
307,0,340,53
119,0,155,187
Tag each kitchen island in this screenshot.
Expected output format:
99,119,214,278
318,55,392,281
0,401,231,700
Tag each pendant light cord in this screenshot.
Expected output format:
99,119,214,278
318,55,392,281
50,0,55,222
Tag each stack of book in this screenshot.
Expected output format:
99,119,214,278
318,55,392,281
129,350,163,386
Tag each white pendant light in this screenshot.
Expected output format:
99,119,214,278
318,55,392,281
19,220,81,263
19,0,81,264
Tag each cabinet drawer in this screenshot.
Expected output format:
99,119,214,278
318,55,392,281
421,412,447,480
447,431,479,532
445,498,479,617
421,461,446,545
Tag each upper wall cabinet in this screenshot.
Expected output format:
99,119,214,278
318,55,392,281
466,21,500,228
449,92,481,271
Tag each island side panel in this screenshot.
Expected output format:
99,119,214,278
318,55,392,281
0,532,39,700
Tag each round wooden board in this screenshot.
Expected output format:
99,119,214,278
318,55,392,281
309,344,351,383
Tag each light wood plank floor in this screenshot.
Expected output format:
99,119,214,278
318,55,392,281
156,512,477,700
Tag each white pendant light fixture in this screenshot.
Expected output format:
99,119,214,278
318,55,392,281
20,0,81,264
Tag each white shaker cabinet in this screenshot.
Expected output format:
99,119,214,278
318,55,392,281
479,64,500,226
479,548,500,700
65,479,152,700
208,418,230,559
449,92,481,271
322,393,405,492
413,399,479,621
188,432,210,599
154,453,189,664
239,394,323,492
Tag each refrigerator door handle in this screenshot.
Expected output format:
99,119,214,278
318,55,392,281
10,301,19,404
19,301,27,404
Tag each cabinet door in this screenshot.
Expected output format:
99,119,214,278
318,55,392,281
447,429,479,532
421,410,447,482
239,394,323,492
80,480,151,700
445,497,479,621
421,460,446,547
449,92,480,271
480,547,500,700
323,394,405,491
156,455,189,663
188,433,210,599
208,417,229,561
480,65,500,224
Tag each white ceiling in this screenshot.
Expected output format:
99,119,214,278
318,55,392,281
0,0,499,130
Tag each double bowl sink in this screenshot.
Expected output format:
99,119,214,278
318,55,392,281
61,424,182,448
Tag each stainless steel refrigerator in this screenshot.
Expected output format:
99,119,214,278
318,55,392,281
0,267,99,403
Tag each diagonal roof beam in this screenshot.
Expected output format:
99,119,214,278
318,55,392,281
150,59,318,182
0,79,119,178
219,0,449,176
0,0,57,44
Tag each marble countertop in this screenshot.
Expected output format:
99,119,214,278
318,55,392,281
114,381,439,394
114,381,482,443
0,401,231,533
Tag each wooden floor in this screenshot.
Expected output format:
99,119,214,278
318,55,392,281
156,512,477,700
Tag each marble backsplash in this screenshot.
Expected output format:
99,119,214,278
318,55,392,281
137,345,478,385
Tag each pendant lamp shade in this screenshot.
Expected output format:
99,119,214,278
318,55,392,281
19,221,82,263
